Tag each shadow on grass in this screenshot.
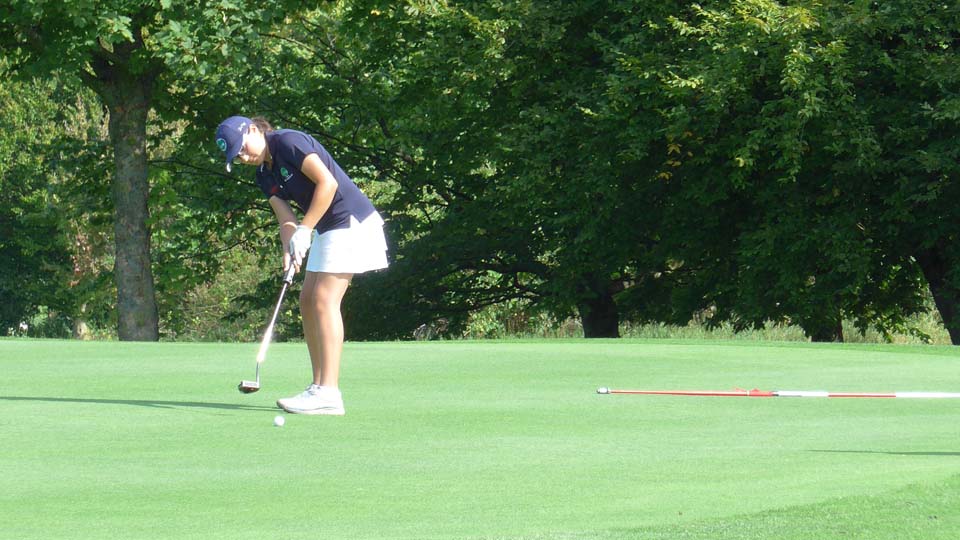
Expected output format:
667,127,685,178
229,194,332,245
0,395,276,412
811,449,960,457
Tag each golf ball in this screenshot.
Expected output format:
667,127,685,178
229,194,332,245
273,415,285,427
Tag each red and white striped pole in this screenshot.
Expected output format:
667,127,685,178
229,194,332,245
596,387,960,399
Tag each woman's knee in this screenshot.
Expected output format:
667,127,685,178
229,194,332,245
299,286,314,309
302,288,340,314
301,274,351,312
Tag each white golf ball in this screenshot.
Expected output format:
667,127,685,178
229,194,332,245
273,415,285,427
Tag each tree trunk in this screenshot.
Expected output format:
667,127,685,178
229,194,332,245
94,49,159,341
577,287,620,338
916,246,960,345
806,317,843,343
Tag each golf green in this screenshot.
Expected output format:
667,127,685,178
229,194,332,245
1,339,958,539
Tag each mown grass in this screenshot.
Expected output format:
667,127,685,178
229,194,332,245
1,338,958,539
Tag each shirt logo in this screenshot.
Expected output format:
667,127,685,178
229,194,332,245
280,167,292,180
216,138,227,151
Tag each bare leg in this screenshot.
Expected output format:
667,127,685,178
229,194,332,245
300,272,353,388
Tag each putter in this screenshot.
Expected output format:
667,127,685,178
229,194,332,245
239,263,297,393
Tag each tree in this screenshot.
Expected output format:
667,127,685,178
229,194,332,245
611,0,955,342
198,1,960,342
0,75,72,334
216,2,540,338
0,1,292,340
289,1,691,338
837,1,960,343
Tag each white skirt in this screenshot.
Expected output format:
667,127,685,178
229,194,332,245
305,213,389,274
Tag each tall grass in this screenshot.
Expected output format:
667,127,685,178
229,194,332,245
461,300,953,344
17,272,954,344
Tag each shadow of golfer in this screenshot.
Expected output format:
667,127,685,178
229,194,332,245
0,395,276,412
810,449,960,457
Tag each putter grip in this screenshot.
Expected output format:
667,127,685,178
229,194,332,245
283,263,296,284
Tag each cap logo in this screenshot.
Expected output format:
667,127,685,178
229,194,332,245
216,138,227,152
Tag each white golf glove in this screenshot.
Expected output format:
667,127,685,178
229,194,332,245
288,225,313,266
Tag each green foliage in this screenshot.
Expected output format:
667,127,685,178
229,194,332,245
606,0,957,341
16,306,73,339
324,2,682,337
174,1,960,342
2,1,959,343
161,248,280,341
0,75,62,331
0,0,307,341
0,72,114,336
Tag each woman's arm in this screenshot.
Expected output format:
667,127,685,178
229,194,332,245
269,196,300,272
297,153,339,229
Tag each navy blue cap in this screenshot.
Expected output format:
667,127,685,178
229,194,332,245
215,116,252,172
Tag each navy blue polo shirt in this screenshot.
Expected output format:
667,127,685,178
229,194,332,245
255,130,376,234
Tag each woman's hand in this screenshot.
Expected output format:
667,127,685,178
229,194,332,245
288,225,313,267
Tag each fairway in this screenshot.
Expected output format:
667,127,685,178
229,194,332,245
2,339,959,539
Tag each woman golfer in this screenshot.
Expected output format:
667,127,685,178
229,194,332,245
215,116,387,415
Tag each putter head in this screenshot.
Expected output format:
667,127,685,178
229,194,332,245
238,380,261,393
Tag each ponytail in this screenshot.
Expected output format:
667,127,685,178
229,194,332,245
251,116,274,133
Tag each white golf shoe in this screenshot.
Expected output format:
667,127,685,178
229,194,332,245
276,384,345,415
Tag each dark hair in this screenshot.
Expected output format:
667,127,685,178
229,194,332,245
251,116,274,133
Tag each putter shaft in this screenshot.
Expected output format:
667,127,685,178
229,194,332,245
240,267,296,393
